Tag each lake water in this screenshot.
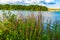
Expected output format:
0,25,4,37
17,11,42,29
0,10,60,24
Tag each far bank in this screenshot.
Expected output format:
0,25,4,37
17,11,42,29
0,4,48,11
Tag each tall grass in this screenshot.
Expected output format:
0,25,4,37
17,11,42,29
0,11,60,40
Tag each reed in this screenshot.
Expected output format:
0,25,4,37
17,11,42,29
0,11,60,40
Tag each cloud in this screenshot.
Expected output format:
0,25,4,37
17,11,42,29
0,0,44,4
25,0,44,3
45,0,54,3
0,0,21,4
0,0,9,4
0,0,55,4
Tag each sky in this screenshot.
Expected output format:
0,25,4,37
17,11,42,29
45,0,60,8
0,0,60,8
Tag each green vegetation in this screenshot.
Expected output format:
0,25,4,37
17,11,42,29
0,4,48,11
0,11,60,40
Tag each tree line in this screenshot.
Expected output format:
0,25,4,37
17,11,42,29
0,4,48,11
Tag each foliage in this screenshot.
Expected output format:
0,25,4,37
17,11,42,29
0,11,60,40
0,4,48,11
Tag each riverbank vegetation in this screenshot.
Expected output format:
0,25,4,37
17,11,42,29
0,11,60,40
0,4,48,11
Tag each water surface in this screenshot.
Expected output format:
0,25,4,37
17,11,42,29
0,10,60,24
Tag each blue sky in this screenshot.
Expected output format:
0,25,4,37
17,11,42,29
45,0,60,8
0,0,60,8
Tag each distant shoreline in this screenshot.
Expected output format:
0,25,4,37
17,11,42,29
0,4,48,11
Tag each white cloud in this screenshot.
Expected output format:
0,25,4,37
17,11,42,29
25,0,33,3
0,0,9,4
0,0,22,4
45,0,54,2
0,0,44,4
24,0,44,4
0,0,54,4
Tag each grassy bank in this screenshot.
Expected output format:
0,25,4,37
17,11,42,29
0,4,48,11
0,11,60,40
